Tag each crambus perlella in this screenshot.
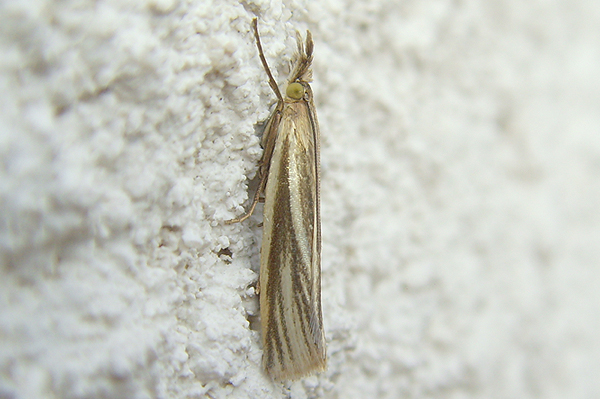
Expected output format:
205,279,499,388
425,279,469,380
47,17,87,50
226,19,325,381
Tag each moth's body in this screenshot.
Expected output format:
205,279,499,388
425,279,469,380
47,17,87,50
260,95,325,380
227,20,325,381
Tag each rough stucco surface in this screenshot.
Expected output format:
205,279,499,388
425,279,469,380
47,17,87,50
1,0,599,398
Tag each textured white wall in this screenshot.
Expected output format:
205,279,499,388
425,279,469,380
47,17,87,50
1,0,599,398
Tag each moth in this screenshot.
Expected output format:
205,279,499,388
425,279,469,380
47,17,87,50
226,19,326,381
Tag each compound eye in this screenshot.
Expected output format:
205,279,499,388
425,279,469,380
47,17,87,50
286,82,304,100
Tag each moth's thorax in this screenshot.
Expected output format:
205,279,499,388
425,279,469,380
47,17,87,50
283,97,306,104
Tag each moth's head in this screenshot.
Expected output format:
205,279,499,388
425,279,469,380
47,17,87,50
286,82,305,101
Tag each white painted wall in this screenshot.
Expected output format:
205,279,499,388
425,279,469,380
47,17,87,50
1,1,599,398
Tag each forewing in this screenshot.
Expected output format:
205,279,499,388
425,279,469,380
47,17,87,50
259,101,325,380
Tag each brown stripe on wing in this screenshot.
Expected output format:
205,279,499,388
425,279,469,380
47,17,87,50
261,104,324,379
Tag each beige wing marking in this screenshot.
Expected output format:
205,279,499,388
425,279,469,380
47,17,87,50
260,102,325,381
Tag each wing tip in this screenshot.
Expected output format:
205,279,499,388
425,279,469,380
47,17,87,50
264,355,327,381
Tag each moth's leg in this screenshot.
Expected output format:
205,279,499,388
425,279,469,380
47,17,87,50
225,172,267,224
